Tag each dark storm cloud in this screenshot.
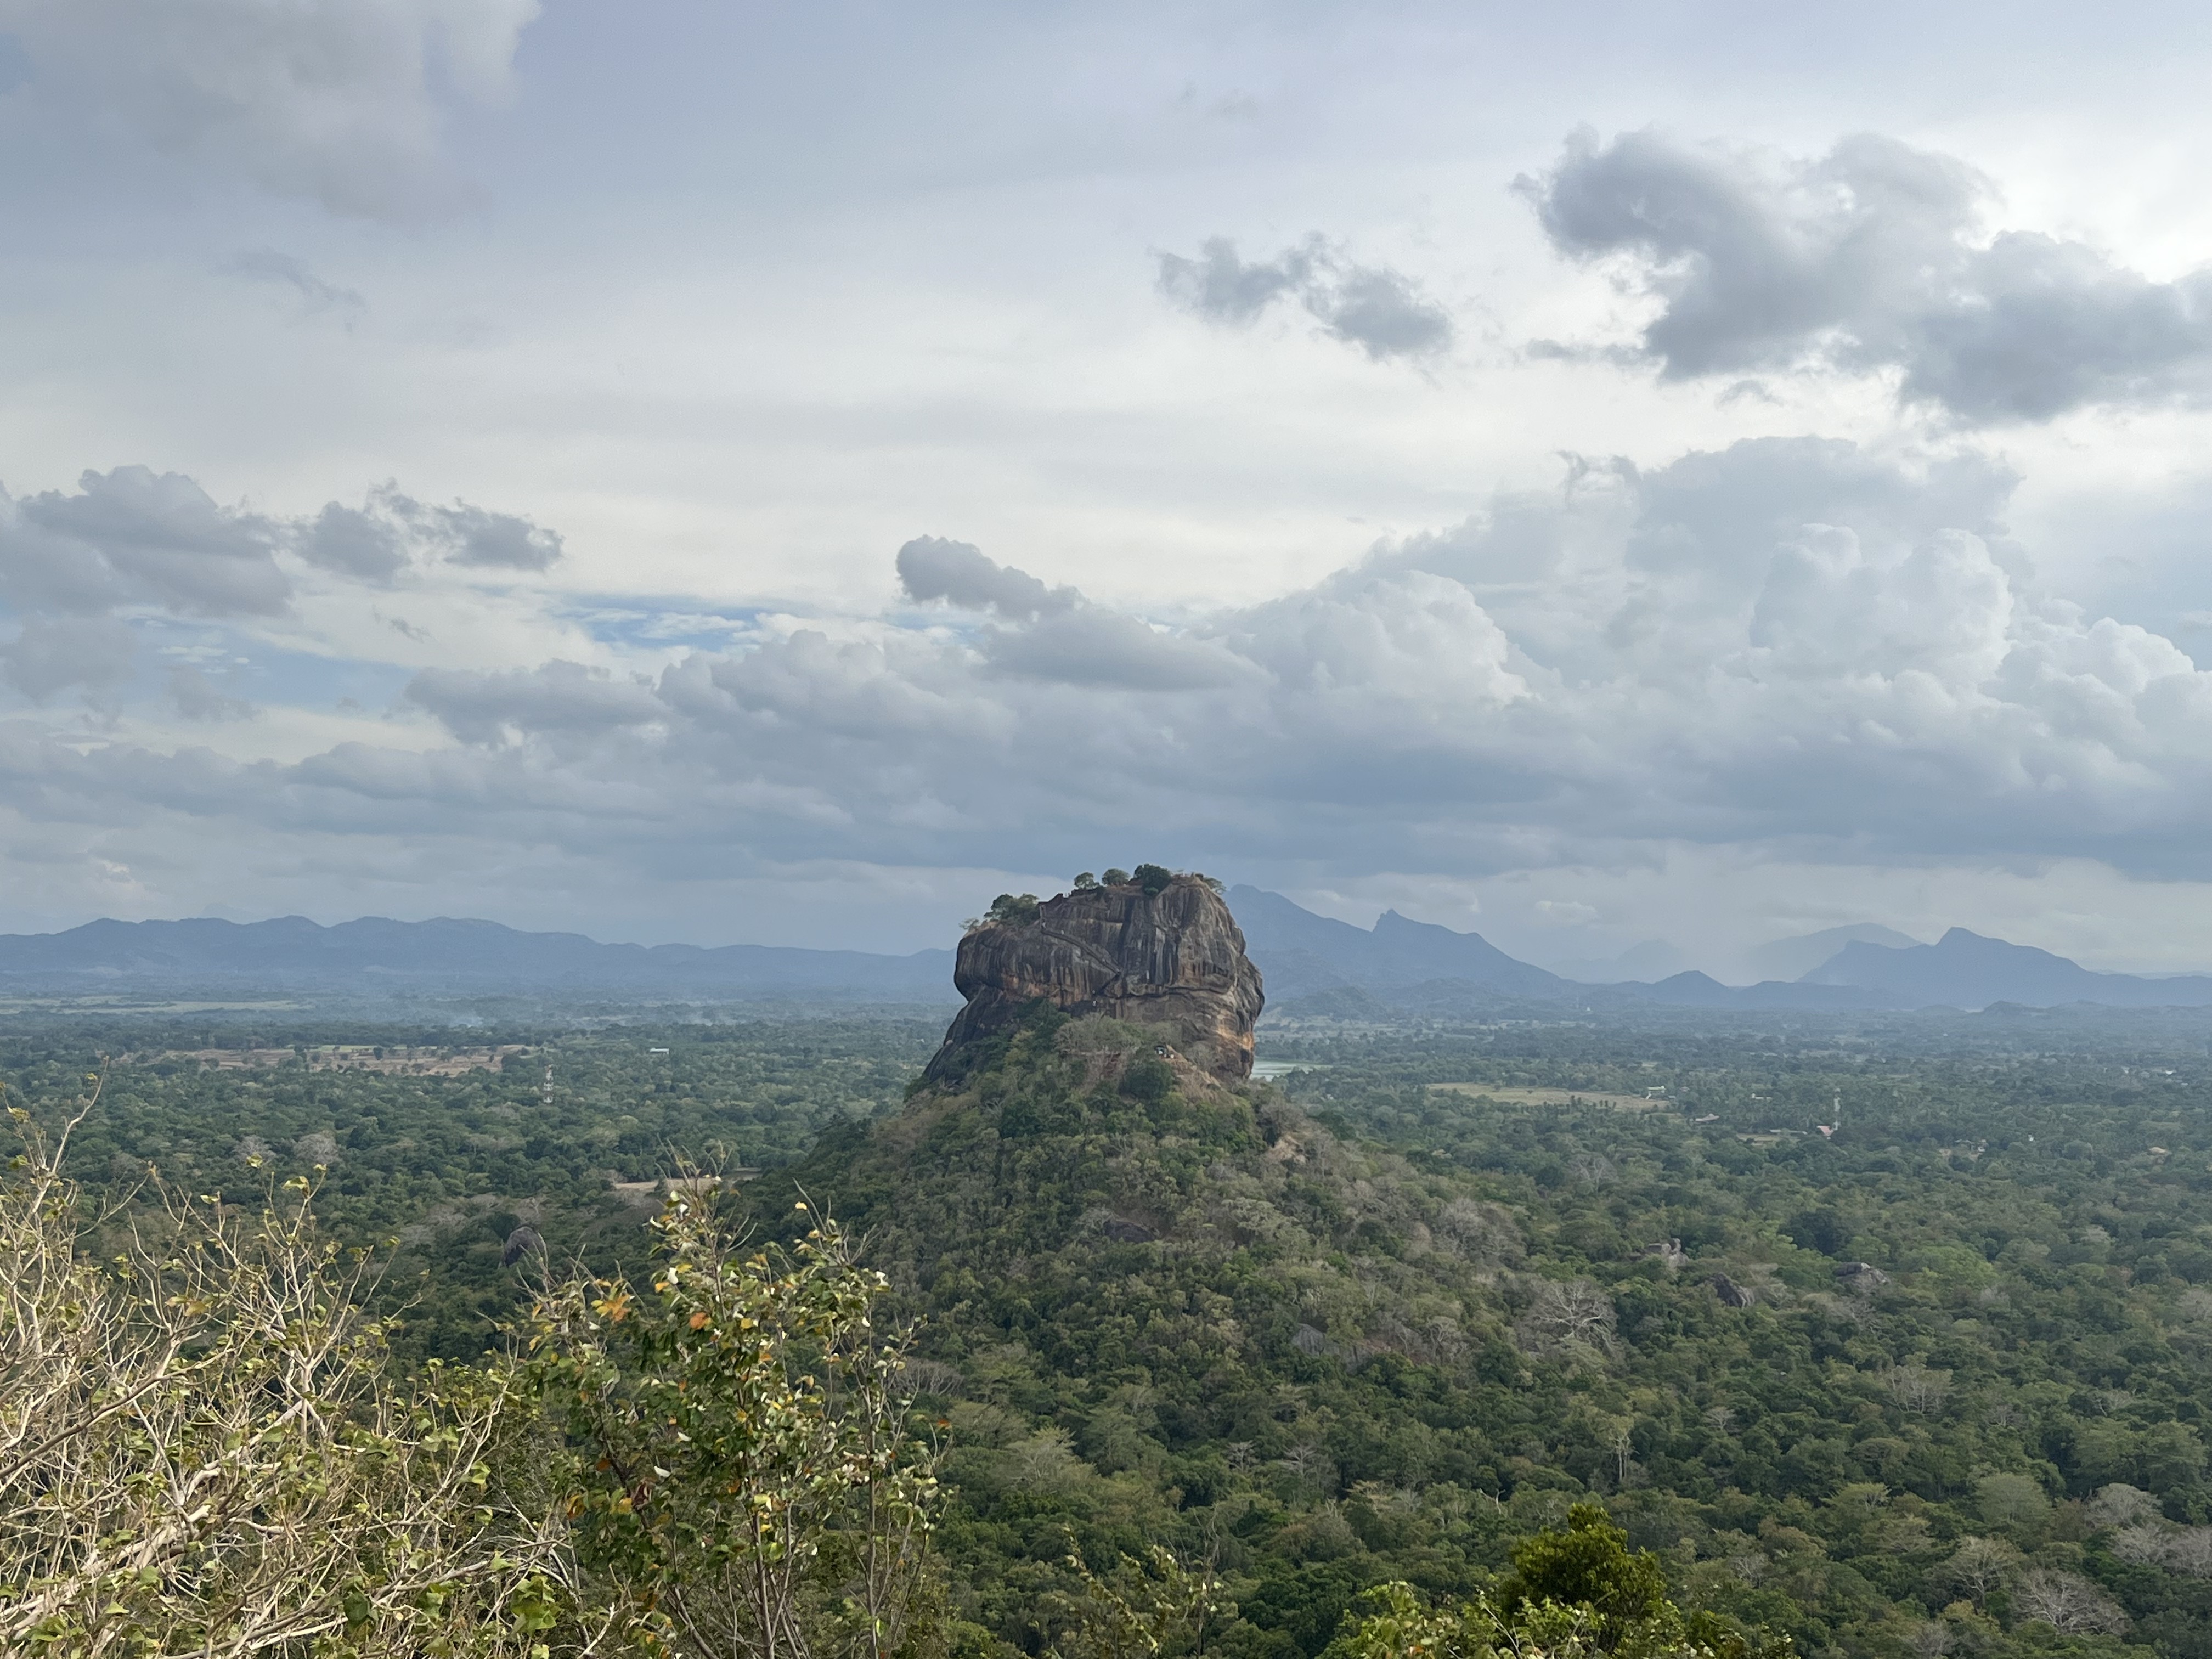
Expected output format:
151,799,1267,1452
1523,128,2212,422
1155,235,1455,362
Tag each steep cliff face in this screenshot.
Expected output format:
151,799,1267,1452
923,877,1265,1085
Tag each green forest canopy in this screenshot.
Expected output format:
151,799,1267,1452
7,1003,2212,1657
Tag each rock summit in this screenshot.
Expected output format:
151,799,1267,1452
924,875,1265,1085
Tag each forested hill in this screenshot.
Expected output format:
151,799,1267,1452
762,1006,2212,1659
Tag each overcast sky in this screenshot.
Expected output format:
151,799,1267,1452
4,0,2212,978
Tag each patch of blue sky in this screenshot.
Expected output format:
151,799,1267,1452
563,598,775,653
135,617,416,714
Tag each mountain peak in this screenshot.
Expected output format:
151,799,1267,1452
1744,922,1920,984
1803,926,2212,1008
1228,889,1563,1003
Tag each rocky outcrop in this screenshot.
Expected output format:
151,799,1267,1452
1709,1272,1757,1308
924,877,1265,1085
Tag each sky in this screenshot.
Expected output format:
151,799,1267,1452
4,0,2212,980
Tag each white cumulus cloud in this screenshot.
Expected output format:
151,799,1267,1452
1523,127,2212,422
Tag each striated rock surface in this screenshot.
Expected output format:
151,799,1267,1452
924,877,1265,1085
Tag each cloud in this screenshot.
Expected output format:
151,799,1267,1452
301,501,408,582
897,537,1074,619
0,466,571,723
407,659,665,745
1306,264,1454,361
983,607,1249,690
166,664,255,721
1521,127,2212,422
896,536,1244,688
227,249,368,325
1156,235,1454,362
527,445,2209,875
0,471,562,638
1155,237,1318,326
14,440,2212,946
412,499,565,571
0,0,539,216
4,616,136,699
0,466,290,618
294,486,563,578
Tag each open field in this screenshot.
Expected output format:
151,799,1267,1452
1427,1081,1664,1110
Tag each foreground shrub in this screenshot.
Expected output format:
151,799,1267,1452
526,1190,943,1659
0,1086,556,1657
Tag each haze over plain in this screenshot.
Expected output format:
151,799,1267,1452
4,1,2212,979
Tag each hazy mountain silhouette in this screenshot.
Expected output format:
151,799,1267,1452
1226,887,1568,1001
1801,928,2212,1009
0,915,957,1001
1745,923,1921,984
1232,891,2212,1014
6,902,2205,1015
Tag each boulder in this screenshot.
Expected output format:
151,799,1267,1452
1709,1272,1757,1307
924,876,1265,1085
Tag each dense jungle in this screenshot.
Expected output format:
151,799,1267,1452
6,1002,2212,1659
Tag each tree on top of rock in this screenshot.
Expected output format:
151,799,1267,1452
979,893,1041,928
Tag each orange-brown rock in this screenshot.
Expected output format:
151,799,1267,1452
924,877,1265,1085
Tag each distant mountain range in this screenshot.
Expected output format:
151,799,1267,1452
1740,923,1922,984
0,915,957,1003
1800,927,2212,1009
3,898,2207,1015
1228,888,2212,1015
1223,888,1570,1002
